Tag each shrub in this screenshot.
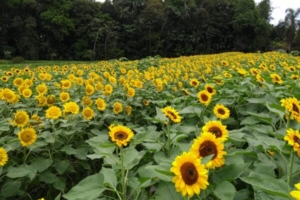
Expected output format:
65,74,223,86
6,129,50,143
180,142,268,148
11,56,25,63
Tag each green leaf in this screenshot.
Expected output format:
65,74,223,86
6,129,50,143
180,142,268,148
213,181,236,200
54,193,61,200
53,177,66,192
212,162,251,183
54,160,70,174
246,112,273,124
63,173,105,200
1,181,22,198
6,165,36,180
39,171,57,183
154,107,168,122
145,163,173,182
30,158,53,172
240,173,290,198
155,182,182,200
266,103,285,119
254,187,287,200
61,145,76,155
100,167,117,189
123,147,145,170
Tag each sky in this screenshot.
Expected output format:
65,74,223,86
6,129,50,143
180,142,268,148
254,0,300,25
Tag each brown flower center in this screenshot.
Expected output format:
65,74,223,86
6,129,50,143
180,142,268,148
167,111,177,119
217,108,225,115
201,94,208,101
180,162,198,185
208,127,222,138
292,103,300,114
21,131,32,142
207,87,213,93
114,131,128,140
15,114,25,124
199,141,217,159
293,136,300,144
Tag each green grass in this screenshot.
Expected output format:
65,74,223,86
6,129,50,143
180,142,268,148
0,60,100,71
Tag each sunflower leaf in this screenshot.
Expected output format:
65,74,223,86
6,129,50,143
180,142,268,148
155,182,182,200
213,181,236,200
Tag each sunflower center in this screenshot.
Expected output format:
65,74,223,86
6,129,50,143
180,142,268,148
21,131,32,142
84,110,92,116
167,111,177,119
192,81,197,86
201,94,208,101
16,115,25,124
199,141,217,159
180,162,198,185
114,131,128,140
217,108,225,115
293,136,300,144
208,127,222,138
274,76,279,81
292,103,300,114
207,87,213,93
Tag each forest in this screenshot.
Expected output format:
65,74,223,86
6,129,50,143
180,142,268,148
0,0,299,61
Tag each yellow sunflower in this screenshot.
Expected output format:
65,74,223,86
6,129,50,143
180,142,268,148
202,120,228,141
29,114,42,127
36,95,47,107
96,98,106,111
85,84,95,96
59,92,70,102
270,73,283,85
104,84,113,94
1,76,8,82
13,78,23,87
142,99,149,106
213,104,230,120
18,127,37,147
190,131,226,169
0,147,9,166
46,95,55,106
290,183,300,200
204,84,216,95
126,105,132,116
170,151,209,198
281,97,300,122
22,88,32,98
190,78,200,87
63,101,80,115
46,106,62,119
82,107,94,120
61,80,72,90
13,110,30,127
82,96,93,106
109,125,134,147
113,102,123,114
182,89,190,96
36,83,48,95
284,129,300,156
127,87,135,98
197,90,212,106
161,106,182,123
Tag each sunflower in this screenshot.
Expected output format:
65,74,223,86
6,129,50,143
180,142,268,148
96,98,106,111
22,88,32,98
59,92,70,102
0,147,9,166
113,102,123,114
1,76,8,82
213,104,230,120
270,73,283,85
46,95,55,106
170,151,209,197
189,131,226,169
156,83,163,92
202,121,228,141
82,96,93,106
61,80,72,90
96,82,104,91
36,83,48,95
63,101,80,115
281,97,300,122
46,106,62,119
182,89,190,96
126,105,132,116
290,183,300,200
2,88,17,103
197,90,212,106
36,95,47,107
86,84,95,96
18,127,37,147
127,87,135,98
29,114,42,127
142,99,149,106
204,84,216,95
82,107,94,120
109,125,134,147
24,79,33,87
136,80,143,88
190,78,200,87
104,84,113,94
284,129,300,156
161,106,182,123
13,78,23,87
13,110,30,127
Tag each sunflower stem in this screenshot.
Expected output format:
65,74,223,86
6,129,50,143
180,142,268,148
120,146,126,200
287,149,295,186
167,122,171,158
23,149,31,163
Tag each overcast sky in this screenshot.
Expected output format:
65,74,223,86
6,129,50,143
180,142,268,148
254,0,300,25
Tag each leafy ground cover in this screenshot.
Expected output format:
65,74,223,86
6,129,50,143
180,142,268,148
0,52,300,200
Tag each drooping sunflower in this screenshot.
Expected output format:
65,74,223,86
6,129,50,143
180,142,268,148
170,151,209,198
181,89,190,96
96,98,106,111
63,101,80,115
13,110,30,127
109,125,134,147
213,104,230,120
202,120,228,141
290,183,300,200
0,147,9,166
46,106,62,120
284,129,300,156
113,102,123,114
18,127,37,147
36,83,48,95
126,105,132,116
29,114,42,127
204,84,216,96
82,107,94,120
85,84,95,96
197,90,212,106
161,106,182,123
190,131,226,169
59,92,70,102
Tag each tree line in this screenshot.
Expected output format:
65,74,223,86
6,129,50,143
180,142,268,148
0,0,299,61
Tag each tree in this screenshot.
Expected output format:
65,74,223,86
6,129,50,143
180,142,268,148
284,8,300,52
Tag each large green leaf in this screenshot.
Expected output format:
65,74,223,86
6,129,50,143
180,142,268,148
123,147,145,170
212,162,251,183
155,182,182,200
63,173,105,200
1,181,22,198
30,158,53,172
213,181,236,200
6,165,36,180
100,167,117,189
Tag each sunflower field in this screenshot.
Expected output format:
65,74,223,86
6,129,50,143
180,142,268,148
0,52,300,200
